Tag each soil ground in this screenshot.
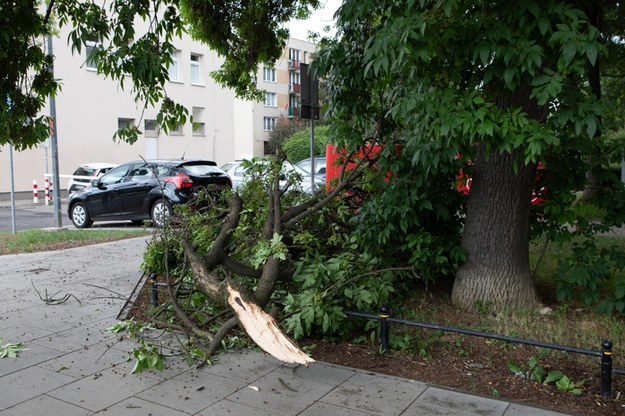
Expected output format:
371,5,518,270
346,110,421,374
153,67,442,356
126,279,625,416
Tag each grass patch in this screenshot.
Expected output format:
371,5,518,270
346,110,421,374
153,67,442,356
0,228,151,255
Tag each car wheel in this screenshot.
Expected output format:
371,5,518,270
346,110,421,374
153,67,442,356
151,200,171,227
71,203,93,228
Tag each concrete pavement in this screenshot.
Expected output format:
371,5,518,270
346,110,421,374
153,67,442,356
0,237,574,415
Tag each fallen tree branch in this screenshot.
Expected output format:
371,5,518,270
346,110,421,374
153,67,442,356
31,280,81,305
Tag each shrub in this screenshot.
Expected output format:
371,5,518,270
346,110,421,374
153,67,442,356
283,125,330,162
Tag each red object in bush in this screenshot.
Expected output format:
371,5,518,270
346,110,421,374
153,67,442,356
455,160,546,205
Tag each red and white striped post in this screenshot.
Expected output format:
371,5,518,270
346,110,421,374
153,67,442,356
44,178,50,206
32,180,39,204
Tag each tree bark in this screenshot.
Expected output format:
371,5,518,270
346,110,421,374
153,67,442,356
452,145,541,310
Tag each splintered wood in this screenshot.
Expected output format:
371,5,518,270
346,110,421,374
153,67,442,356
226,286,315,366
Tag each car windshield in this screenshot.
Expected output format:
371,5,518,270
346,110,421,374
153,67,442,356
74,167,98,176
295,158,326,175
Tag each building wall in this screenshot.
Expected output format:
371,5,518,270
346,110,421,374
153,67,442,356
0,26,315,193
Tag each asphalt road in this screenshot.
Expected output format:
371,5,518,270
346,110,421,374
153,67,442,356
0,201,63,231
0,197,142,231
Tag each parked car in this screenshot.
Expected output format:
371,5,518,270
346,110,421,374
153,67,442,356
221,159,324,194
67,163,117,194
220,160,246,190
67,160,231,228
283,160,325,194
295,156,326,180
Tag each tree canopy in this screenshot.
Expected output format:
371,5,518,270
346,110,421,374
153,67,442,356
314,0,625,310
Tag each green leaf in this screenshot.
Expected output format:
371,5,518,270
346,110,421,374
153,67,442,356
544,370,564,385
585,44,598,65
585,117,596,138
538,19,550,36
478,44,490,65
562,42,577,65
503,68,514,87
0,340,28,358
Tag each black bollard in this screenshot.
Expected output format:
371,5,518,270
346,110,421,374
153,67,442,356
149,273,159,306
379,305,390,354
601,339,612,398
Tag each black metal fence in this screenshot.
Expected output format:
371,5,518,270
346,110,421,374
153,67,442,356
345,307,624,398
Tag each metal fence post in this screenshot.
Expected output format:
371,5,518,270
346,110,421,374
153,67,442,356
379,305,390,354
149,273,159,306
601,339,613,398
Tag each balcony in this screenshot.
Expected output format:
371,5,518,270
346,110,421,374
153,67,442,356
289,83,301,94
288,107,300,118
288,60,300,70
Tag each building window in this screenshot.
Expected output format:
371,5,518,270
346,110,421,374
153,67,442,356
118,118,134,130
192,107,205,136
190,53,201,84
144,119,159,138
263,117,277,131
168,50,180,82
85,40,100,70
289,95,298,109
289,71,300,85
169,123,183,135
263,67,276,82
264,92,277,107
289,71,300,93
289,48,300,63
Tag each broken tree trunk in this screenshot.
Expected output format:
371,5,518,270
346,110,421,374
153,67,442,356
226,286,314,366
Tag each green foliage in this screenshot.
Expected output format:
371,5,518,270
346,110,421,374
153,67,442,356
0,1,58,148
283,125,330,162
507,353,583,395
0,229,148,255
141,237,185,276
349,160,466,285
312,0,625,309
250,233,289,269
556,375,584,395
268,116,308,155
554,238,625,315
282,250,397,339
220,335,255,352
129,339,166,374
107,320,166,373
0,337,28,359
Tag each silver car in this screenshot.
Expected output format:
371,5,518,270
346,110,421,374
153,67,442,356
295,157,326,180
221,159,324,194
67,162,117,194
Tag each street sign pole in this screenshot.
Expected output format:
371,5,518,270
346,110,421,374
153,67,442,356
300,63,319,193
47,33,62,228
9,143,17,233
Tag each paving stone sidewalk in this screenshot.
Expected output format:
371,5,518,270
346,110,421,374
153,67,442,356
0,237,573,415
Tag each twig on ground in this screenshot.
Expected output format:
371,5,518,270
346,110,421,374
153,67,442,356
31,280,82,305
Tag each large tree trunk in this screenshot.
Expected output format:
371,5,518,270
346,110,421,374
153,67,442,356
452,145,541,310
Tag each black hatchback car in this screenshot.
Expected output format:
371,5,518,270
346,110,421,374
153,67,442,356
67,159,231,228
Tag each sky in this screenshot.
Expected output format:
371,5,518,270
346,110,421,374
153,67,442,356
286,0,342,41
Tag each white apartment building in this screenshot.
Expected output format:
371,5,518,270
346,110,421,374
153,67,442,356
0,24,316,193
235,37,316,157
